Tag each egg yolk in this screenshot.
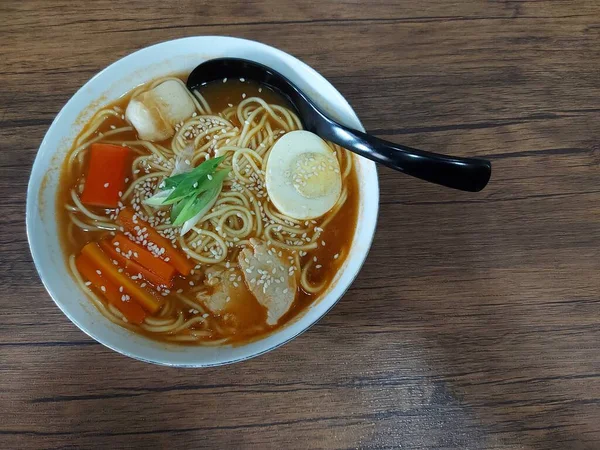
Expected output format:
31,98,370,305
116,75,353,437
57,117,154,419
291,152,340,199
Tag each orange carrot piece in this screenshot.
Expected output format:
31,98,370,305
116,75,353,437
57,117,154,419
81,144,130,208
81,242,162,314
99,239,173,288
117,208,195,276
75,253,146,325
111,233,177,285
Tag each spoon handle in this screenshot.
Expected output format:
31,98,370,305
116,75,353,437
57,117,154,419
319,121,491,192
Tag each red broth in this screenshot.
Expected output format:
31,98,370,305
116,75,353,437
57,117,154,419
57,75,359,345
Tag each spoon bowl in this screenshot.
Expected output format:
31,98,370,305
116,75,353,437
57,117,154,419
187,58,492,192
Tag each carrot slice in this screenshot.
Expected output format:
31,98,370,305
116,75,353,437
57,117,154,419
75,253,146,324
111,234,177,285
81,144,130,208
81,242,162,313
99,239,173,288
117,208,195,275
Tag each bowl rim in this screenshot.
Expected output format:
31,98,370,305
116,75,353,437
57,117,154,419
26,36,379,367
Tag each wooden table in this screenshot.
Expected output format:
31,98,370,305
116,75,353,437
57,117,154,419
2,1,600,448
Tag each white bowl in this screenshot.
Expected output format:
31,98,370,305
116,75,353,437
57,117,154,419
26,36,379,367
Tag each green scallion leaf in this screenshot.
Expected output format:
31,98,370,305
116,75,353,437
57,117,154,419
162,156,225,191
144,188,173,207
173,187,217,226
163,157,225,204
171,168,230,225
145,155,229,227
170,197,189,223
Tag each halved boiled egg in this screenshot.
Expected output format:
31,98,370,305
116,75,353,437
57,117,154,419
125,79,195,142
265,130,342,220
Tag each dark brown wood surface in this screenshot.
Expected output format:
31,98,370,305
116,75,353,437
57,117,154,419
2,1,600,448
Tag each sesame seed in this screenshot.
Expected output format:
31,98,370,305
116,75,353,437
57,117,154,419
103,183,109,188
96,270,102,275
100,286,106,292
84,281,91,286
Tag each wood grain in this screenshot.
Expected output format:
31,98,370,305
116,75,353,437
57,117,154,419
2,0,600,448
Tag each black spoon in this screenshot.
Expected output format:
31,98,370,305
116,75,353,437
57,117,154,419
187,58,491,192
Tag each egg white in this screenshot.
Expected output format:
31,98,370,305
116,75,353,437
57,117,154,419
265,130,342,220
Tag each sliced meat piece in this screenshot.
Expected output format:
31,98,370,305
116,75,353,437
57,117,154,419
196,265,238,314
198,290,229,314
238,238,297,325
196,264,270,329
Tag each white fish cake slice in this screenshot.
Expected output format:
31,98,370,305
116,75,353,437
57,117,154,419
125,79,195,141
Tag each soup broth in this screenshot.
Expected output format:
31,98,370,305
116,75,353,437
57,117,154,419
57,74,358,345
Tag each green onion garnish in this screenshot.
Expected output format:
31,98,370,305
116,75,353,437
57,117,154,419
144,155,229,227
